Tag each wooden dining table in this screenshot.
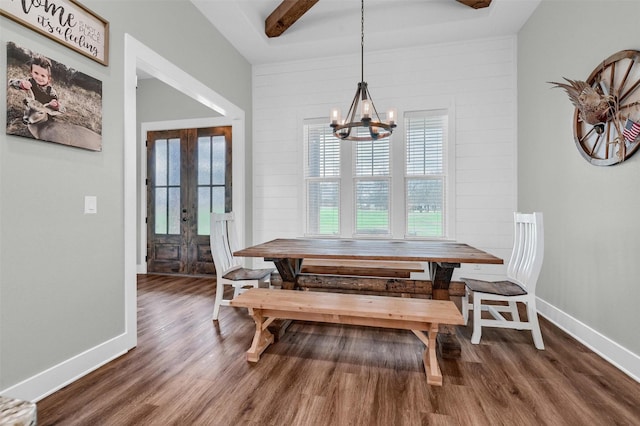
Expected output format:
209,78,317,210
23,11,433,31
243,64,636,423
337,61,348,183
234,238,503,359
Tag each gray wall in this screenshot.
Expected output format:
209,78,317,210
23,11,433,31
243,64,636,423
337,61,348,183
0,0,251,391
137,78,218,124
519,0,640,355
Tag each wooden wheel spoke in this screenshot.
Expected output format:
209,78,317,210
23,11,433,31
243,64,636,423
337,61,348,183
618,100,640,112
619,56,640,102
609,61,616,97
579,125,596,144
588,132,602,157
616,58,634,98
620,78,640,104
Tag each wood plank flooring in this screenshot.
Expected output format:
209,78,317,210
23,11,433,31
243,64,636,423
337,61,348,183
37,274,640,425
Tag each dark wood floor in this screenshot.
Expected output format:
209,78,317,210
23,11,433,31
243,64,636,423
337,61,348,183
37,274,640,425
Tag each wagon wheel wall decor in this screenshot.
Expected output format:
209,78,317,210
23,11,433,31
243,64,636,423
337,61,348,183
552,50,640,166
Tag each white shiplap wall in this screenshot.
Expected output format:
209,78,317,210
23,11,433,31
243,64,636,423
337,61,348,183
252,36,518,279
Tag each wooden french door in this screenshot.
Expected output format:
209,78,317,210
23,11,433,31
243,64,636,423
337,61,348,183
146,126,232,275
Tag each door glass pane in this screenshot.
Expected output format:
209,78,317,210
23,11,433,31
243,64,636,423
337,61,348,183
198,187,211,236
197,187,227,236
168,138,181,185
196,134,229,235
197,137,211,185
212,187,225,214
154,138,181,236
155,139,167,185
168,187,180,235
155,187,167,234
212,135,226,184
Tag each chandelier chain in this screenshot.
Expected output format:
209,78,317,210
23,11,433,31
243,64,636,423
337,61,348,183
361,0,364,83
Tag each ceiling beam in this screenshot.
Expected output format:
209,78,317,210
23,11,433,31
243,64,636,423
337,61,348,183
456,0,492,9
265,0,320,38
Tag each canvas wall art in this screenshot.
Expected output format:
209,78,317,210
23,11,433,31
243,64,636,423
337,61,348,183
6,41,103,151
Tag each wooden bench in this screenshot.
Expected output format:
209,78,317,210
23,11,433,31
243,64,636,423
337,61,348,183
300,258,427,279
230,288,464,386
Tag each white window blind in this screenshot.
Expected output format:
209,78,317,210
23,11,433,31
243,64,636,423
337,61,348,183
304,120,340,235
405,110,448,238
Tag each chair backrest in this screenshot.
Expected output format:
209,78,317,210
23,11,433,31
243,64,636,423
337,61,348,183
506,212,544,292
210,212,242,277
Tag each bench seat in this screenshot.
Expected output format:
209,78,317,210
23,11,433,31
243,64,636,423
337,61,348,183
230,288,464,386
300,258,426,278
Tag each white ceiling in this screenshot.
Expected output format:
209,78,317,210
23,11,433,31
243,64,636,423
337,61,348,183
191,0,541,65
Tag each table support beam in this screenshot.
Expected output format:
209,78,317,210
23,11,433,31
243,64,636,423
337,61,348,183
429,262,461,359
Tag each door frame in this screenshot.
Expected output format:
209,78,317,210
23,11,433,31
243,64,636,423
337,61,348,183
139,118,237,274
125,34,246,350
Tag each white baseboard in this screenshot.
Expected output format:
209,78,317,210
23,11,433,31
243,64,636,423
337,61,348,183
537,297,640,383
0,332,132,402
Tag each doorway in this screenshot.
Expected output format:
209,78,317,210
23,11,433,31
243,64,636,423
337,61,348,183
146,126,232,275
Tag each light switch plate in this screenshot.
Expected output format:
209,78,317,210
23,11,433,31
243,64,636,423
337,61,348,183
84,196,97,214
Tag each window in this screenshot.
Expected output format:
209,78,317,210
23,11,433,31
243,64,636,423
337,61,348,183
304,119,340,235
304,109,450,239
354,136,391,236
405,110,448,238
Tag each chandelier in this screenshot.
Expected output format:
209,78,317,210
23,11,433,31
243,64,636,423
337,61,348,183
330,0,396,141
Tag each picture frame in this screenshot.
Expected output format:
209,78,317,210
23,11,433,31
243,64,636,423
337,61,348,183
6,41,103,152
0,0,109,66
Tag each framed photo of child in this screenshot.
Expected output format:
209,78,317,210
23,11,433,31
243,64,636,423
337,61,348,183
5,41,103,152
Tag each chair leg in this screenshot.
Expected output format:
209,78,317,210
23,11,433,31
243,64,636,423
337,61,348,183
526,300,545,350
212,281,225,321
461,287,471,325
471,292,482,344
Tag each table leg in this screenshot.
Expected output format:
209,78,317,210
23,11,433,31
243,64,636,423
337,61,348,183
269,257,302,290
264,257,300,338
429,261,461,359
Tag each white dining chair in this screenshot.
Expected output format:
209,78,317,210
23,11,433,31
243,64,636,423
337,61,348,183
210,212,274,321
461,212,545,349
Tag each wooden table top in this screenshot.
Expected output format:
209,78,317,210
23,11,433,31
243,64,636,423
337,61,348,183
234,238,503,265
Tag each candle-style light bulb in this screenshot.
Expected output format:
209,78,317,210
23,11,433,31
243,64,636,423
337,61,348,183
388,108,397,126
330,108,341,125
361,99,371,119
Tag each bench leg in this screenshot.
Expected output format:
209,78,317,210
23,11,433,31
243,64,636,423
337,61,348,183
412,323,443,386
246,309,275,363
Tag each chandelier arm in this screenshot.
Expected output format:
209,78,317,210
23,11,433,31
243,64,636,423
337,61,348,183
345,84,362,124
